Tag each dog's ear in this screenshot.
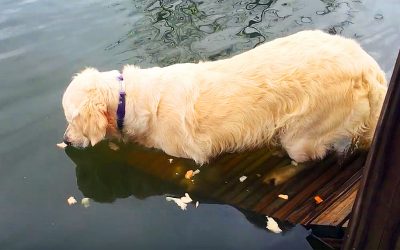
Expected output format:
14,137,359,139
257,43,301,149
78,90,108,146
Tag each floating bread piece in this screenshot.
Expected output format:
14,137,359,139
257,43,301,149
169,158,173,164
314,195,323,204
239,176,247,182
291,160,298,166
56,142,67,149
266,216,282,233
185,170,194,179
81,198,90,208
166,197,188,210
278,194,289,200
180,193,193,203
166,193,193,210
185,169,200,179
67,196,77,205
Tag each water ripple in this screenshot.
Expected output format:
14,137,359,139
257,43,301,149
105,0,393,68
0,47,26,61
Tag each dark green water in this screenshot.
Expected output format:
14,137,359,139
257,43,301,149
0,0,399,249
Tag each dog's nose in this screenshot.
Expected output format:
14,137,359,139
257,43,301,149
63,139,71,146
63,136,72,146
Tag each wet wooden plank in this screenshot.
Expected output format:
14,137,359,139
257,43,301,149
270,155,356,220
213,151,276,199
223,157,289,203
310,181,359,226
291,153,366,225
253,154,338,214
130,146,364,228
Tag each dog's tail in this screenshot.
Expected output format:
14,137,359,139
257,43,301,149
360,64,387,148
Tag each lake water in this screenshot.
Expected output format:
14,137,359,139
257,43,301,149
0,0,399,249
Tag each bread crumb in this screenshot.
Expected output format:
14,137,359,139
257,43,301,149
166,193,194,210
278,194,289,200
185,170,194,179
181,193,193,203
56,142,67,149
169,158,173,164
185,169,200,179
266,216,282,233
291,160,298,166
67,196,77,205
239,176,247,182
81,198,90,208
166,197,187,210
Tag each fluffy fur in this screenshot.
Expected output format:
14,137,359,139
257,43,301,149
62,30,387,164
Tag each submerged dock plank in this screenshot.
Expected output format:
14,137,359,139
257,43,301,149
67,141,367,227
311,181,359,226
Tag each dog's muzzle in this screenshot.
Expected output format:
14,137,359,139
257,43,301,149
63,138,72,146
63,133,72,146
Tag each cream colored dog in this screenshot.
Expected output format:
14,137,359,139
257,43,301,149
62,30,387,164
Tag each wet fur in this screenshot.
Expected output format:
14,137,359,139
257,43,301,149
62,30,387,164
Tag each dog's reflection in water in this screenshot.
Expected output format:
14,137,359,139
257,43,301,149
65,141,306,231
65,140,363,233
66,141,312,198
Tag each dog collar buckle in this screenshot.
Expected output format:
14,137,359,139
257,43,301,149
116,74,125,131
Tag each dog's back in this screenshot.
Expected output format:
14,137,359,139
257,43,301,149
115,31,388,164
186,30,387,162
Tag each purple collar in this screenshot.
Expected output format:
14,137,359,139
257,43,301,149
116,74,125,131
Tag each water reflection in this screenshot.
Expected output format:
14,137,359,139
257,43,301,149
66,141,281,203
69,143,182,203
66,141,298,232
65,139,364,235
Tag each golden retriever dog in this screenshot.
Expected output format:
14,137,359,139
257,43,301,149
62,30,387,164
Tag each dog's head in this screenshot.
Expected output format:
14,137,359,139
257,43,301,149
62,68,120,148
